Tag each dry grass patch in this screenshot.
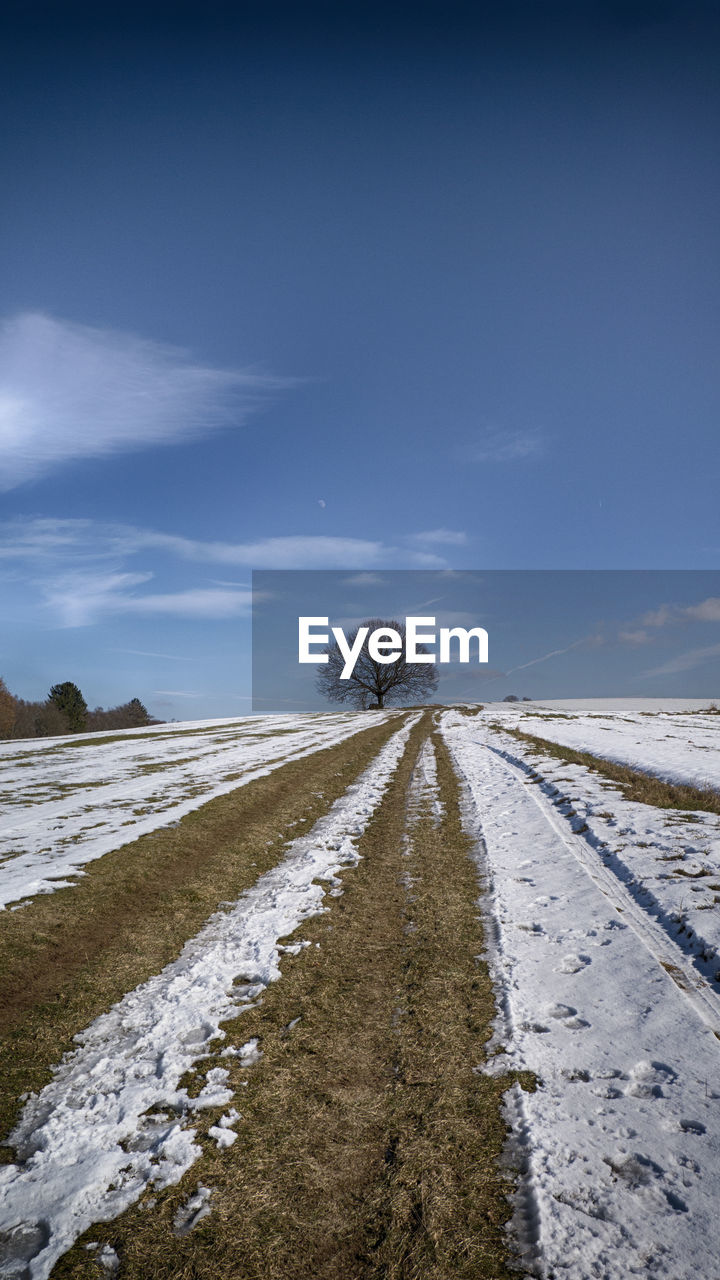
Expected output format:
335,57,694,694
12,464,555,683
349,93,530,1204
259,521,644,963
0,714,403,1152
497,724,720,816
52,717,525,1280
362,731,529,1279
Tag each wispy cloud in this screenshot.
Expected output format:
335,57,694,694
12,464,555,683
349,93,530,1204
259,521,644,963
82,527,443,570
506,637,591,675
410,595,445,610
0,518,447,625
642,643,720,678
641,605,676,628
0,518,95,560
341,573,386,587
406,529,468,546
685,598,720,623
121,588,254,619
641,597,720,628
468,426,543,464
0,520,444,570
617,629,652,646
111,648,193,661
153,689,204,698
0,312,284,490
40,571,253,626
41,571,155,627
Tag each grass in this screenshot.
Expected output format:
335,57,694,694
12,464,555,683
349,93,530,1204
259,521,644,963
0,714,403,1153
50,717,527,1280
639,704,720,717
495,724,720,816
0,721,251,755
3,723,307,763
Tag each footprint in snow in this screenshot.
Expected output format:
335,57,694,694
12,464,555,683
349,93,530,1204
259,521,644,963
604,1150,666,1191
626,1060,676,1099
592,1082,623,1098
679,1118,706,1135
545,1003,577,1019
555,953,591,974
561,1066,590,1082
543,1003,590,1030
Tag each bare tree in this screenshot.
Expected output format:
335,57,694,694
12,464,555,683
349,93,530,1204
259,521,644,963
316,618,439,709
0,677,17,739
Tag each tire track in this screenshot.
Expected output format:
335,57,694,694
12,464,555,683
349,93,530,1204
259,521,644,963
443,712,720,1279
485,740,720,1039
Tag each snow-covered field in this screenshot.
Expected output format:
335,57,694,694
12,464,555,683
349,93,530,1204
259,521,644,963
2,701,720,1278
487,698,720,791
444,706,720,1278
0,711,391,909
0,715,418,1280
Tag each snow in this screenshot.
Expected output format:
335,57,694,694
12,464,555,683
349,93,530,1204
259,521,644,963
172,1185,213,1237
443,708,720,1279
0,710,394,909
0,714,418,1280
5,698,720,1278
486,699,720,791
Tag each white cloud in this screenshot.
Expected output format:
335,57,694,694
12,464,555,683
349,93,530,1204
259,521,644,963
642,605,677,628
642,598,720,628
468,427,543,463
0,517,94,559
684,598,720,622
40,571,253,626
618,629,651,645
406,529,468,546
121,588,253,618
0,518,447,626
0,313,283,489
0,520,444,571
140,532,442,569
41,571,154,627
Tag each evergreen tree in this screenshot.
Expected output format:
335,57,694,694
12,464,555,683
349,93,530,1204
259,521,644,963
48,681,88,732
125,697,152,727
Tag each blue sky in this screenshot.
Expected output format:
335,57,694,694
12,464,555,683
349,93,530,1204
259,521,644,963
1,2,719,718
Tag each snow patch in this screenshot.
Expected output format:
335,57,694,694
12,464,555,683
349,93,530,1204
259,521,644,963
0,715,418,1279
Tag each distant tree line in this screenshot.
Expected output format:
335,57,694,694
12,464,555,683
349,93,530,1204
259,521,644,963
0,677,161,740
